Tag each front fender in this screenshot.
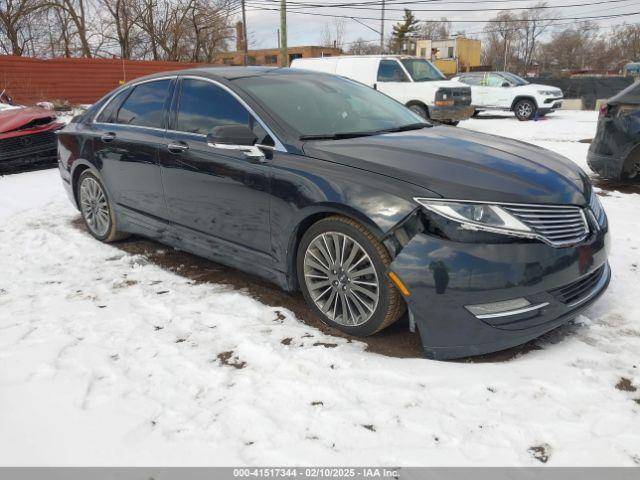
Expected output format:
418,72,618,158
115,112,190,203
269,151,435,286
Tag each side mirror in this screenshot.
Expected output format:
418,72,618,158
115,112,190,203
206,124,267,162
501,82,511,88
207,124,257,146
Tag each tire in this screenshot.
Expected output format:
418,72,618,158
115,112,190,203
297,216,404,337
77,170,126,242
514,99,536,121
622,148,640,181
408,103,429,120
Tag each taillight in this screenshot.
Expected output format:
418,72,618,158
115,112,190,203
599,103,609,118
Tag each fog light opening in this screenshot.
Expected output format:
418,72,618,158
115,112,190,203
465,297,548,319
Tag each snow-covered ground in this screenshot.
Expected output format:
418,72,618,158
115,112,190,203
0,111,639,466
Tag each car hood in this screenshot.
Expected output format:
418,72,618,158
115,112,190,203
0,106,57,134
423,80,469,89
521,83,562,93
303,126,591,206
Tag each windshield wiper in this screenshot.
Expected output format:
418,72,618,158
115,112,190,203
377,122,431,133
299,131,378,141
299,123,430,141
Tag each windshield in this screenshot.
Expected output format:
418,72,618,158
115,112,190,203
501,72,529,86
400,59,446,82
234,72,426,138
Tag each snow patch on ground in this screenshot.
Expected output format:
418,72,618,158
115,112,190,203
1,111,639,466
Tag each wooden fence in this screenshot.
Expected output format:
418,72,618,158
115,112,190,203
0,55,205,105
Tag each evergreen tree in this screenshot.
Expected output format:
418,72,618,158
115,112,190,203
391,9,420,54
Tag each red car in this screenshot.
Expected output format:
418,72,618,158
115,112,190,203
0,106,64,171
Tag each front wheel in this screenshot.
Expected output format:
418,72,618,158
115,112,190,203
297,216,404,337
514,99,536,121
408,103,429,119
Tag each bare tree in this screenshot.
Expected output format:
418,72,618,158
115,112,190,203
319,18,345,49
482,12,517,71
347,37,381,55
418,17,451,40
0,0,43,55
513,2,553,74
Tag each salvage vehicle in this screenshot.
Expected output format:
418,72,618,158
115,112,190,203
58,67,610,359
588,81,640,181
291,55,473,125
0,106,64,170
452,71,563,121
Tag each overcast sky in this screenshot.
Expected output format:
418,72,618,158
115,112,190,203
239,0,640,50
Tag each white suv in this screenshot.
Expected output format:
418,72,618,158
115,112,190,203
452,71,564,121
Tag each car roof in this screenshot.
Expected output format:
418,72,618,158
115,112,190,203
123,66,310,86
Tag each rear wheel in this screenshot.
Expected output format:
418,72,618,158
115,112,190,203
622,148,640,180
514,99,536,121
297,216,404,337
77,170,126,242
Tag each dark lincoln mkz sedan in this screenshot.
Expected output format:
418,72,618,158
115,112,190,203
58,67,610,359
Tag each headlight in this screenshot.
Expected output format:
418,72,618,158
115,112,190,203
414,198,534,238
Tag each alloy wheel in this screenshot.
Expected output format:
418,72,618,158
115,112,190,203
516,102,533,119
303,231,380,327
79,176,110,237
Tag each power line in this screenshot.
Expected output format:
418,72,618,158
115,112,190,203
244,5,640,23
245,0,637,12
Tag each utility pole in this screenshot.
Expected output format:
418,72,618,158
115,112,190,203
280,0,288,66
380,0,385,53
241,0,248,66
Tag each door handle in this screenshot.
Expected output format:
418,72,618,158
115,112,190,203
101,132,116,143
167,141,189,153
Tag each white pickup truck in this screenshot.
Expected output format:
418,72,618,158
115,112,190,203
452,71,564,121
290,55,474,125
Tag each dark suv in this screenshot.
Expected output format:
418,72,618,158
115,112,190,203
58,67,610,359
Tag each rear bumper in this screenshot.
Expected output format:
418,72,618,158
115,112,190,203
389,218,610,360
429,105,475,122
587,149,625,180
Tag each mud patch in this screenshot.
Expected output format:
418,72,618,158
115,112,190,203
591,176,640,195
281,338,293,346
616,377,637,392
313,342,337,348
217,351,246,369
528,444,550,463
362,424,376,432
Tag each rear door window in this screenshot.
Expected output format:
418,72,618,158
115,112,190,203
377,60,409,82
96,88,130,123
459,74,484,86
116,79,171,128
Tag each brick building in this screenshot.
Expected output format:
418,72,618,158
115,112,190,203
213,22,342,66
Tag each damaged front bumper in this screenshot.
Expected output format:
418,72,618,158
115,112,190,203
388,213,610,360
0,125,62,170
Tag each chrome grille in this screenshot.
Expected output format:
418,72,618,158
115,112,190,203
549,264,608,307
502,204,589,247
